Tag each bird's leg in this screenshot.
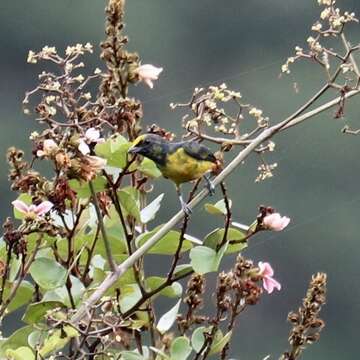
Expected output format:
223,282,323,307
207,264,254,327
203,173,215,196
176,185,192,216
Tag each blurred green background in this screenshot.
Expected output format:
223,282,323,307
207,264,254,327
1,0,360,359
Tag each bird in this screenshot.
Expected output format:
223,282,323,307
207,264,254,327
128,134,219,215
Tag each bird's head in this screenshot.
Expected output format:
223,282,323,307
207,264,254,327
128,134,168,165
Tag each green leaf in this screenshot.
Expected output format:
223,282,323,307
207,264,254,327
136,226,193,255
150,346,170,360
138,158,161,178
145,277,182,298
4,281,34,314
190,327,232,356
157,299,181,334
191,327,207,353
189,242,228,274
204,227,247,254
5,346,35,360
140,193,164,223
68,176,107,198
0,326,34,356
42,275,85,307
39,325,78,357
170,337,192,360
9,257,21,282
95,134,130,168
29,258,67,290
119,284,143,313
118,187,141,221
28,330,43,350
13,193,32,219
120,350,145,360
22,301,65,324
173,264,193,278
204,199,231,216
209,330,232,355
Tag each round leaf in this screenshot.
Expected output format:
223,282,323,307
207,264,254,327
170,336,192,360
29,258,67,290
138,158,161,178
204,199,232,216
5,346,35,360
204,228,247,254
189,242,228,274
136,227,193,255
145,277,182,298
191,327,206,353
22,301,65,324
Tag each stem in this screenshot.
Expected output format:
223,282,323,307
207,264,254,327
218,182,231,250
0,235,43,319
71,87,360,323
89,181,116,272
341,33,360,77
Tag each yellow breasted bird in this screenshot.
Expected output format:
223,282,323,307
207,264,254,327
128,134,219,214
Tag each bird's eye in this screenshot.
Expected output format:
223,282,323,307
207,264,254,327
143,139,150,145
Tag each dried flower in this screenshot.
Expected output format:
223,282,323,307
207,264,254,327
263,212,290,231
12,200,53,220
135,64,163,89
37,139,59,158
258,262,281,294
280,273,326,360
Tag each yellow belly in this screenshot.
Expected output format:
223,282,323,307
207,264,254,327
160,148,214,185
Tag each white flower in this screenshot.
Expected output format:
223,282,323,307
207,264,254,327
136,64,163,89
84,42,93,53
27,50,37,64
37,139,59,157
320,8,331,19
249,107,263,118
78,128,104,155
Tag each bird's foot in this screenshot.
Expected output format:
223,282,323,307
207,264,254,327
181,203,192,216
181,201,192,216
204,177,216,196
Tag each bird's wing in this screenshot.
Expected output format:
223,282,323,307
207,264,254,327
182,141,217,163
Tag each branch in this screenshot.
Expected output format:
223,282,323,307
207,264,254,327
71,87,360,323
89,181,116,272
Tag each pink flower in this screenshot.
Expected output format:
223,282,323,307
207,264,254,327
78,128,104,155
12,200,53,219
136,64,163,89
258,261,281,294
263,212,290,231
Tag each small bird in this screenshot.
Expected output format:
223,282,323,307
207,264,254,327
128,134,219,214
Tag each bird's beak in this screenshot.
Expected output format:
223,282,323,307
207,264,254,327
128,145,141,154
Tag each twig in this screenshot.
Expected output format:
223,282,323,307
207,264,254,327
0,234,43,319
218,182,231,250
89,181,116,272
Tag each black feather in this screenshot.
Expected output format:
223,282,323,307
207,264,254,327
180,141,217,163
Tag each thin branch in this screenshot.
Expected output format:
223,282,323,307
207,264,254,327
0,234,43,319
341,33,360,77
89,181,116,272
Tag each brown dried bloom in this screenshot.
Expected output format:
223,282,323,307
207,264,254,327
178,274,206,332
70,155,107,181
280,273,327,360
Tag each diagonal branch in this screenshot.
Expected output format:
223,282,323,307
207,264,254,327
71,87,360,323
